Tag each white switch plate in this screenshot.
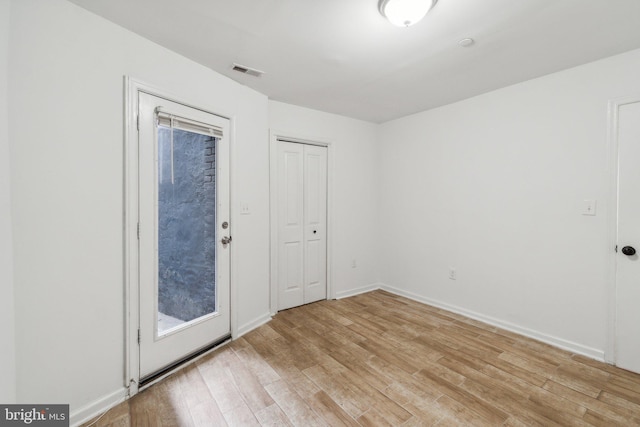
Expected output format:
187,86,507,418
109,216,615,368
449,267,457,280
582,199,596,216
241,202,250,215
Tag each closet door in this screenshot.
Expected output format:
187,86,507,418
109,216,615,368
303,144,327,304
277,141,305,310
277,141,327,310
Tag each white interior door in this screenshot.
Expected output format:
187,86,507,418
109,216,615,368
138,92,231,381
303,145,328,304
615,99,640,374
277,141,327,310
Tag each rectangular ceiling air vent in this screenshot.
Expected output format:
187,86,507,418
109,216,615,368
232,63,265,78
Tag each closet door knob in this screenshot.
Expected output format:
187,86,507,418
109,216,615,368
622,246,636,256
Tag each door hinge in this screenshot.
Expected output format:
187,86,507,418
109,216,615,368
137,222,140,240
137,328,141,344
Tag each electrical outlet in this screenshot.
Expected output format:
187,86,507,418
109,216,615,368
351,259,357,268
449,267,457,280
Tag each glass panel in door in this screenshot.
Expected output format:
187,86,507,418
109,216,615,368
157,126,218,335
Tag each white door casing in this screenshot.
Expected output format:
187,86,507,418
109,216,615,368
138,92,231,380
275,140,328,311
613,98,640,374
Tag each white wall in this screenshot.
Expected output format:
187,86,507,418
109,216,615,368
0,0,16,404
269,101,380,297
379,48,640,358
8,0,269,420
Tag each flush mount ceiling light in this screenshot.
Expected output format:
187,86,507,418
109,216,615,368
378,0,438,27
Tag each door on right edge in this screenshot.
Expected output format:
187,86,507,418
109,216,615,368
615,99,640,374
276,141,327,311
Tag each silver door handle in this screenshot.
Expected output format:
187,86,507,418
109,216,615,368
221,236,232,245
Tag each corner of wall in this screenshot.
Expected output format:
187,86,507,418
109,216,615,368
334,282,383,300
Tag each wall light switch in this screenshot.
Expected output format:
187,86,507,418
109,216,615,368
241,202,250,215
582,199,596,216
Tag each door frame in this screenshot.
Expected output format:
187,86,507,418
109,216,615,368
124,77,238,396
269,130,334,315
605,94,640,365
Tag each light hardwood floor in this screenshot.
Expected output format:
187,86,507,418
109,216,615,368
84,290,640,426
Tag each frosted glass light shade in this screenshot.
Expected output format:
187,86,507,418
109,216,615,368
378,0,437,27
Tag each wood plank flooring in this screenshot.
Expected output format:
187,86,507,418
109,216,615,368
84,290,640,426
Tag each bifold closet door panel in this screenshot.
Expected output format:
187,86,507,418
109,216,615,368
277,141,305,310
303,144,327,304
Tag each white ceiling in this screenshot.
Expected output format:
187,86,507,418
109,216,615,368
68,0,640,123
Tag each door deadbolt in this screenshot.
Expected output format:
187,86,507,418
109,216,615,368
222,221,229,229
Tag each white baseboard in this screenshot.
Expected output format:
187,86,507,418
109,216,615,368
379,283,605,362
70,314,267,426
236,312,272,338
335,282,383,300
70,387,128,427
71,284,604,426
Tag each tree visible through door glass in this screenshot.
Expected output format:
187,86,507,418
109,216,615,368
156,126,217,335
